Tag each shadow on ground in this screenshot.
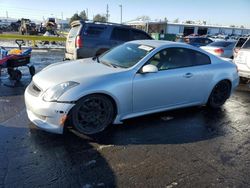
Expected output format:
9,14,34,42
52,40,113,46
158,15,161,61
0,123,116,187
0,78,30,97
0,105,227,187
84,106,229,146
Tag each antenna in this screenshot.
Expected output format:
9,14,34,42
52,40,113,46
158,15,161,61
119,5,122,24
106,4,109,22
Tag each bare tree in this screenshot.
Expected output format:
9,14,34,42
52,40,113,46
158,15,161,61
70,13,82,24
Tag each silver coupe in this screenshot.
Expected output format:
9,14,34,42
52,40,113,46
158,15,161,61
25,40,239,135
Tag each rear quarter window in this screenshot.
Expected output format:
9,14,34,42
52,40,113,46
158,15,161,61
68,25,80,38
110,27,130,41
84,26,106,37
131,30,151,40
191,49,211,66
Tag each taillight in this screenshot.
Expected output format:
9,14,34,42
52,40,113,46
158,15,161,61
214,48,224,54
75,36,83,48
184,38,190,43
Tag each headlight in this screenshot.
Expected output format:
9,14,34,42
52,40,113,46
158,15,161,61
43,81,79,102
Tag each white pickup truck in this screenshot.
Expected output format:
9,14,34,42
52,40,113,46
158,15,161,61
234,37,250,83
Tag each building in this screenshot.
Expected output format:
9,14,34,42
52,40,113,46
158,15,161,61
0,17,17,26
126,20,250,36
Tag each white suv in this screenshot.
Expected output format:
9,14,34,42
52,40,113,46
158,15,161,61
234,37,250,83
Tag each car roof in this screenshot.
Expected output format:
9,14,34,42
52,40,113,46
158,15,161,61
185,36,209,39
71,20,130,28
128,40,190,48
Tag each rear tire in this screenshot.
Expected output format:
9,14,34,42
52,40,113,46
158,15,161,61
29,66,36,76
70,94,115,135
207,80,231,108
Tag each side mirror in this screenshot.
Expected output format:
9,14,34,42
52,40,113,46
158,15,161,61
141,64,158,73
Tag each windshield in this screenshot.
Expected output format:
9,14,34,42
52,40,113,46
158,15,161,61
208,41,235,47
99,43,154,68
242,38,250,49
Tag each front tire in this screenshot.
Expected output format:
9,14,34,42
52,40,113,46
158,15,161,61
71,94,115,135
207,80,231,108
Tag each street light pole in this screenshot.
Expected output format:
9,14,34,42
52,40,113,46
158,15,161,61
119,4,122,24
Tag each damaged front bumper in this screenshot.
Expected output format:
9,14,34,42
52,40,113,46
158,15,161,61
24,88,74,134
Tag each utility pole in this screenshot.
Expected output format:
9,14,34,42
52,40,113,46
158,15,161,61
106,4,109,22
119,4,122,24
86,8,89,19
61,12,64,30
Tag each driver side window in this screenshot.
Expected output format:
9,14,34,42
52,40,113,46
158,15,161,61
147,48,193,71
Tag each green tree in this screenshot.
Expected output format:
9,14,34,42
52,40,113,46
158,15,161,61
93,14,107,22
79,10,88,21
70,13,82,24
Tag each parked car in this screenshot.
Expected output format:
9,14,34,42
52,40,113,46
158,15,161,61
233,37,248,58
65,21,152,60
183,36,213,47
25,40,239,135
201,40,236,58
234,37,250,83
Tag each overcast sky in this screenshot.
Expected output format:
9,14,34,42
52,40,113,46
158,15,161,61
0,0,249,27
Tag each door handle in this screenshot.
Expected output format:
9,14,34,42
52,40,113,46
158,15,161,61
183,73,193,78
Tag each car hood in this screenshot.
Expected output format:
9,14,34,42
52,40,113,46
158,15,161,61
33,58,124,90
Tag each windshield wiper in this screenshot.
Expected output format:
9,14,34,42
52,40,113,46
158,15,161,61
94,58,125,68
110,64,127,68
92,56,100,63
100,61,117,68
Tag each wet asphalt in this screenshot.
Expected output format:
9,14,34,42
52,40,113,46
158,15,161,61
0,50,250,188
